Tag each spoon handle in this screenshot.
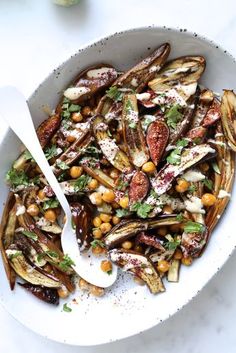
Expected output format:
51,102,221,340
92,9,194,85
0,86,71,218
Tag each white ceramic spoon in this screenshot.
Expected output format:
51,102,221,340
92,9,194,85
0,86,117,288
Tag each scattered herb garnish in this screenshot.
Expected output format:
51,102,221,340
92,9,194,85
165,238,181,251
44,144,58,160
165,105,183,129
59,254,75,271
176,138,189,148
141,115,156,131
166,148,182,165
68,104,81,113
63,303,72,313
6,168,29,188
45,250,59,259
90,239,106,248
83,145,101,158
23,150,34,161
203,178,213,191
125,99,133,113
74,174,91,192
150,189,159,199
176,213,184,222
188,184,197,193
56,160,70,170
131,202,153,218
43,198,60,210
22,230,38,241
193,137,202,145
184,221,205,234
116,208,131,218
129,122,137,129
117,178,129,191
8,251,22,260
106,86,123,102
107,270,112,275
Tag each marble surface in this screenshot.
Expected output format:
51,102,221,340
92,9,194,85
0,0,236,351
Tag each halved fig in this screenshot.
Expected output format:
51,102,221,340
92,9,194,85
148,56,206,101
109,249,165,294
186,126,207,141
220,90,236,151
136,232,165,251
18,283,59,305
129,171,149,204
122,94,149,167
146,120,169,166
152,144,216,195
93,115,133,173
202,98,221,127
63,64,117,104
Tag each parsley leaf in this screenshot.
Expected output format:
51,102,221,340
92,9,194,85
22,230,38,241
56,160,70,170
107,270,112,275
63,303,72,313
125,99,133,113
23,150,34,161
44,145,58,160
188,184,197,193
82,145,101,158
45,250,59,259
176,213,184,222
6,168,29,188
166,148,181,165
165,105,183,129
106,86,123,102
131,202,153,218
8,251,22,260
184,221,205,234
176,138,189,148
203,178,213,191
116,208,131,218
150,189,159,199
141,115,156,131
43,198,60,210
59,254,75,271
74,174,91,192
129,122,137,129
165,238,181,251
90,240,106,248
68,104,81,113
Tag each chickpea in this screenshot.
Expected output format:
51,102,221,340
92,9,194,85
93,216,102,228
119,196,129,209
90,285,105,297
90,192,103,206
110,168,119,179
157,227,168,236
100,222,112,234
44,209,57,223
200,162,209,173
66,135,76,143
102,190,115,203
81,106,92,117
71,112,83,122
175,178,190,193
57,286,69,299
100,260,112,273
157,260,170,273
38,189,46,200
201,193,217,207
92,229,103,239
79,278,90,291
181,256,193,266
162,205,173,215
122,241,133,250
100,213,112,223
174,249,183,260
142,161,156,173
27,204,40,217
88,179,99,190
92,245,104,255
112,216,120,225
69,166,83,179
133,276,145,286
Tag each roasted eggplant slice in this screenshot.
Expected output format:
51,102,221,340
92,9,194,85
63,64,117,104
152,144,216,195
18,283,59,305
167,259,180,282
71,201,93,251
93,115,132,173
109,249,165,294
146,120,169,166
37,114,61,149
82,165,116,189
122,94,149,167
181,226,209,258
136,232,166,251
220,90,236,151
202,98,221,127
129,171,149,205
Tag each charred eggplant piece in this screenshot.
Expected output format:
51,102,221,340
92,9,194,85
37,114,61,149
18,283,59,305
129,171,149,205
202,98,221,127
93,115,132,173
148,56,206,100
82,165,116,189
63,64,117,104
167,259,180,282
220,90,236,151
104,216,181,249
146,120,169,166
122,94,149,167
136,232,165,251
109,249,165,294
152,144,216,195
181,226,209,258
71,201,93,251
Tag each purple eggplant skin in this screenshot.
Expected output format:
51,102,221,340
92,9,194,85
181,227,209,258
71,200,93,251
18,283,59,305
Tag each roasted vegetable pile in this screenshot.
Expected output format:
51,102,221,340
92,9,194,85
1,43,235,304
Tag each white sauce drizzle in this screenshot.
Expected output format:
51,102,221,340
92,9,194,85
86,67,114,79
64,86,90,100
184,196,205,214
181,170,205,182
218,190,231,199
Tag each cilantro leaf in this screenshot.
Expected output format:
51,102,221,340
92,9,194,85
188,184,197,193
44,145,58,160
59,254,75,271
23,150,34,161
165,239,181,251
56,160,70,170
90,239,106,248
63,303,72,313
107,270,112,275
176,138,189,148
74,174,91,192
22,230,38,241
6,168,29,188
141,115,156,131
176,213,184,222
8,251,22,260
43,198,60,210
68,104,81,113
129,122,137,129
131,202,153,218
106,86,123,102
125,99,133,113
45,250,59,259
116,208,131,218
203,178,213,191
165,105,183,129
166,148,181,165
184,221,205,234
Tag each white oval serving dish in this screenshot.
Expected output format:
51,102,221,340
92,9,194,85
0,26,236,346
